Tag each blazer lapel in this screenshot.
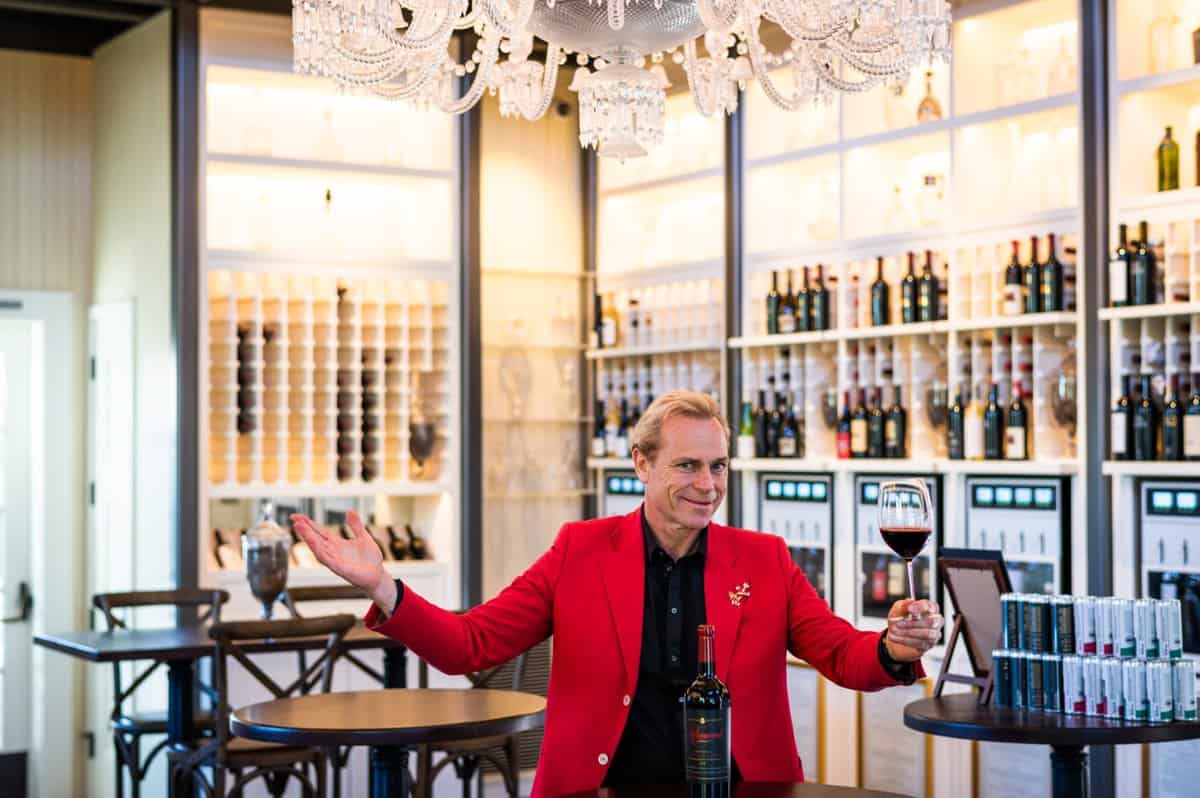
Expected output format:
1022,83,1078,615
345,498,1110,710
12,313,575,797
600,509,646,690
704,523,743,683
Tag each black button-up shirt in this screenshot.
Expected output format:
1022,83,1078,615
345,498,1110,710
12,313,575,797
603,510,743,785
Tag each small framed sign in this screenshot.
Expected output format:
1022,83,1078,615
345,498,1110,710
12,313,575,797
935,548,1013,704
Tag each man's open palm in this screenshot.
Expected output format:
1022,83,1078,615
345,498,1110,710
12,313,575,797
291,511,384,593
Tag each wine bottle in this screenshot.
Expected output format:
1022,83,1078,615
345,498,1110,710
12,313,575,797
1023,236,1041,314
1003,241,1023,316
779,391,799,457
984,383,1004,460
737,399,755,459
592,293,604,349
1040,233,1064,312
947,386,965,460
605,397,621,456
1133,374,1158,461
884,384,907,459
1185,373,1200,461
867,388,885,458
901,253,918,324
683,624,731,793
754,389,770,458
766,377,781,457
918,250,938,322
1131,221,1156,306
793,393,806,458
626,296,641,348
837,391,852,459
387,526,408,561
1005,381,1029,460
851,389,868,459
811,264,830,331
591,400,607,458
778,269,797,334
1158,126,1180,192
1110,223,1131,308
964,384,985,461
796,266,812,333
871,256,891,327
601,292,620,347
616,393,631,458
766,271,781,334
1163,374,1183,460
1111,375,1134,461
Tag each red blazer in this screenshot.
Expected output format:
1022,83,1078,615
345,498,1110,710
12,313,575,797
365,510,921,797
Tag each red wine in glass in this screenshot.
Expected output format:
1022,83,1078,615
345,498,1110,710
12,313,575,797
879,526,932,560
877,480,933,611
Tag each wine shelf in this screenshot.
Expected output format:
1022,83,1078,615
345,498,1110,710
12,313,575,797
207,152,454,181
1116,63,1200,97
1101,460,1199,477
208,480,451,499
586,340,724,360
588,457,634,469
948,311,1078,332
731,457,1080,475
1098,301,1200,321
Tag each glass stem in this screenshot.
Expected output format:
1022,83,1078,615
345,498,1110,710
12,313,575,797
906,557,917,613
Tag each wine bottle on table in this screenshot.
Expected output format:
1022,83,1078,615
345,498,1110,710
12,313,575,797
1023,237,1041,314
901,253,918,324
918,250,938,322
1110,224,1131,308
1006,381,1029,461
837,391,852,459
851,389,868,459
796,266,813,333
871,256,891,326
1163,375,1183,460
766,271,781,334
1040,233,1064,312
867,388,886,458
778,269,797,334
811,264,830,331
1111,375,1134,461
947,386,965,460
885,384,907,459
1003,241,1023,316
1185,374,1200,461
984,383,1004,460
1133,374,1158,461
684,624,731,795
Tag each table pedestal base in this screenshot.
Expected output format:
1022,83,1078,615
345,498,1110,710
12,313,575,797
1050,745,1088,798
370,745,411,798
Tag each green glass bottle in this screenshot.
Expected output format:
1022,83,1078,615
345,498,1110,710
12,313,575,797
1158,126,1180,192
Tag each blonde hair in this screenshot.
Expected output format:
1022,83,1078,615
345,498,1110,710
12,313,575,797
631,390,730,462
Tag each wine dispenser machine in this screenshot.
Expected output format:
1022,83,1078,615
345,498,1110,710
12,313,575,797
1139,479,1200,655
758,473,834,603
601,470,646,517
964,476,1070,596
853,473,942,632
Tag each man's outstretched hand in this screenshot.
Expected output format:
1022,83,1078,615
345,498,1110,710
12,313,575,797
291,511,397,614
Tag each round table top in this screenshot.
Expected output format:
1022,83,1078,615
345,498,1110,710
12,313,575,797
230,688,546,748
564,784,910,798
905,693,1200,747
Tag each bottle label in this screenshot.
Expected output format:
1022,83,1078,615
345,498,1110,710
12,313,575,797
885,419,897,446
591,437,607,458
837,430,851,459
601,319,618,348
684,706,730,781
964,415,984,459
851,419,867,454
1005,427,1026,459
736,434,756,460
1184,415,1200,457
778,436,797,457
1109,260,1127,305
1003,286,1022,316
615,434,629,459
1111,413,1127,456
778,309,796,334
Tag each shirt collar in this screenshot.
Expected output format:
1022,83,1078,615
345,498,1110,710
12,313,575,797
640,505,707,565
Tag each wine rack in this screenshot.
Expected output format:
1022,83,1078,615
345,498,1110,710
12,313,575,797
206,270,451,492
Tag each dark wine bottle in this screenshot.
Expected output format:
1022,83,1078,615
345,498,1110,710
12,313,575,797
1186,373,1200,461
811,264,830,331
918,250,938,322
387,526,409,560
754,388,769,458
1005,381,1029,461
684,624,731,794
884,384,907,459
1023,236,1041,314
1040,233,1064,312
1004,241,1023,317
1163,375,1183,461
766,378,781,457
778,269,797,334
593,293,604,349
1110,224,1130,308
867,388,885,458
1131,221,1156,306
591,400,607,458
1133,374,1158,461
901,252,918,324
796,266,812,333
984,383,1004,460
837,391,852,459
766,271,781,334
871,256,891,327
779,391,799,458
851,389,868,459
1111,374,1134,461
947,386,965,460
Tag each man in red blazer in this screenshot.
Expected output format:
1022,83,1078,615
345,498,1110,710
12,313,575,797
293,391,943,796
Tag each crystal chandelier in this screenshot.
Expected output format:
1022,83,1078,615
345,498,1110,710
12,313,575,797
292,0,952,157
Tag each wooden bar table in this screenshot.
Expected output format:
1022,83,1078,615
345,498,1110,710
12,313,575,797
230,688,546,798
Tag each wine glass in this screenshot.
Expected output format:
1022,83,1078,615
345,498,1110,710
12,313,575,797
821,386,839,430
409,420,437,480
877,480,933,615
925,381,949,428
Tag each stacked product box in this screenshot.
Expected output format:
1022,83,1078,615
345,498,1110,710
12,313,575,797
992,594,1197,724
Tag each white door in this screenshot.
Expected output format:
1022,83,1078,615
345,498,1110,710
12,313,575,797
0,320,36,778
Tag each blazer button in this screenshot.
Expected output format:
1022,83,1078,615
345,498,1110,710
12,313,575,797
598,753,609,766
622,694,631,706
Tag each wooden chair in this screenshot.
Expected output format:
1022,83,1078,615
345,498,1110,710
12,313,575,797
415,639,552,798
92,589,230,798
168,613,356,798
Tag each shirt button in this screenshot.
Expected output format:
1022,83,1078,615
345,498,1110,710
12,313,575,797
671,655,679,663
671,607,679,615
623,694,631,706
598,753,609,766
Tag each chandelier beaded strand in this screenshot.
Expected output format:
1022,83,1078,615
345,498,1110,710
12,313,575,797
292,0,951,158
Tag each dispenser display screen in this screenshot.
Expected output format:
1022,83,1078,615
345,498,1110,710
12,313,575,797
972,484,1057,510
1148,489,1200,515
767,480,829,502
607,476,644,496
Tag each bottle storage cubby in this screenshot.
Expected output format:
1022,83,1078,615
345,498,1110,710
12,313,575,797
1106,217,1200,309
591,278,725,352
206,270,451,491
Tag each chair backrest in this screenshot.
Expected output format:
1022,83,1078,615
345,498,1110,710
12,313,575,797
481,639,552,773
283,585,382,687
208,613,356,753
92,589,230,719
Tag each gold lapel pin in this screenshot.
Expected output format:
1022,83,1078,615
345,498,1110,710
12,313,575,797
729,581,750,607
